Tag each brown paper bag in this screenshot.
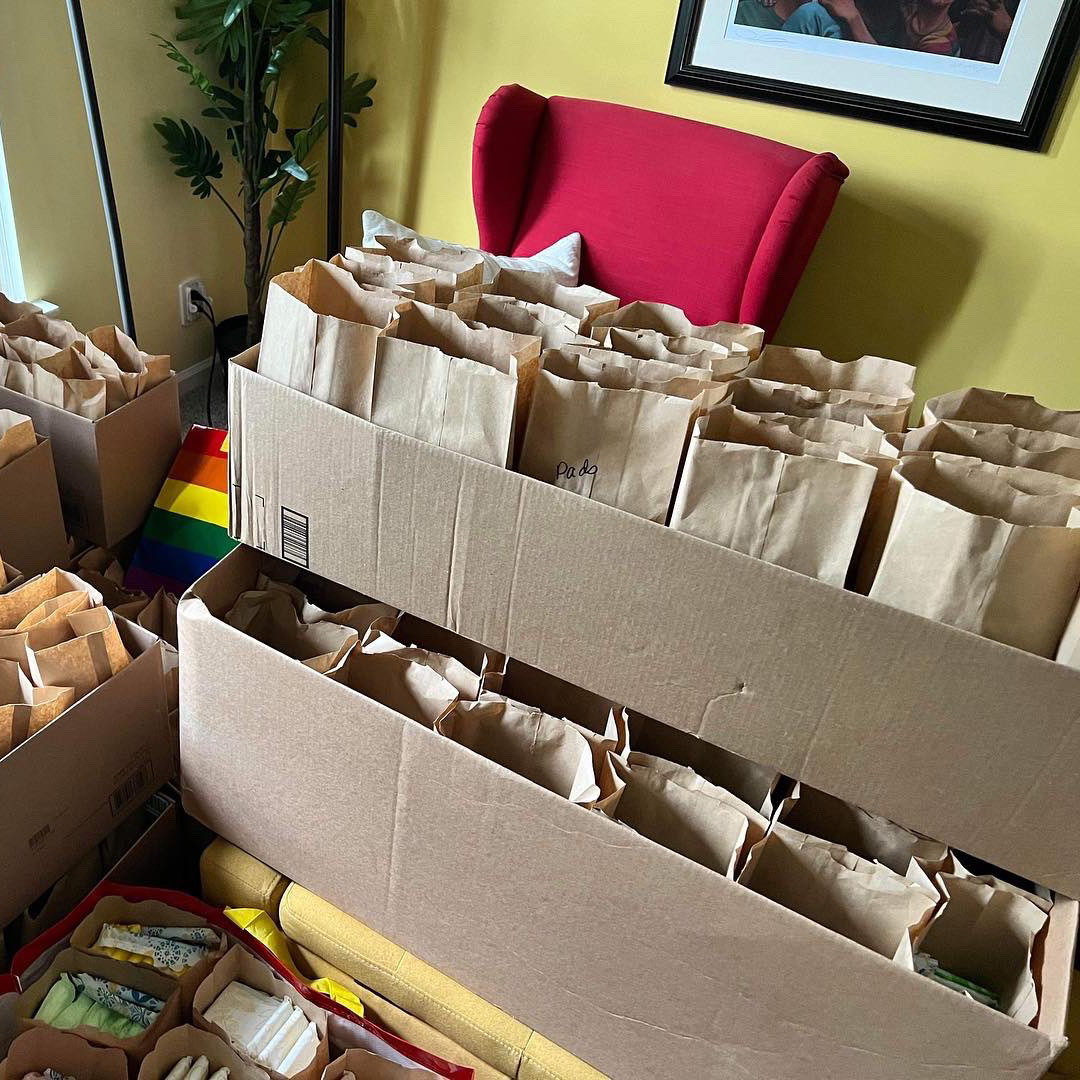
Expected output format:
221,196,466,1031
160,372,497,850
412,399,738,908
601,325,750,380
0,408,35,468
72,327,171,412
628,712,782,816
365,236,486,303
448,293,587,351
918,856,1051,1022
485,268,618,333
253,574,394,638
740,823,940,963
258,260,403,413
436,696,601,804
904,419,1080,480
746,345,916,401
323,1047,440,1080
329,647,460,727
0,292,42,326
725,377,911,433
374,611,504,688
923,386,1080,437
361,628,482,699
589,301,765,359
371,302,541,467
330,251,438,304
670,406,877,585
606,751,768,877
31,353,107,419
1,312,83,349
18,589,93,649
519,347,726,522
777,783,948,877
865,453,1080,655
486,656,619,731
133,587,179,648
225,587,359,674
0,569,102,629
0,334,63,365
3,1027,129,1080
28,605,132,700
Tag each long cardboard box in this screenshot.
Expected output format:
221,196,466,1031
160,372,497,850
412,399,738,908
0,614,174,927
0,436,69,575
0,375,181,545
179,546,1078,1080
228,349,1080,898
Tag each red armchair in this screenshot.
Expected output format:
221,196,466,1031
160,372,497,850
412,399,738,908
472,84,849,339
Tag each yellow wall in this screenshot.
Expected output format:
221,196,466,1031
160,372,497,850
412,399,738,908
1,0,332,370
392,1,1080,408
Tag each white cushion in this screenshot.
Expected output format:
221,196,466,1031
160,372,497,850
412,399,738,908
360,210,581,286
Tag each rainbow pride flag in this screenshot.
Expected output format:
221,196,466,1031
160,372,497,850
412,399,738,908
125,426,237,596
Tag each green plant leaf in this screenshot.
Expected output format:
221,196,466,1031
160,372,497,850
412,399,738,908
281,157,309,181
223,0,253,27
261,22,308,89
266,170,318,229
154,116,225,199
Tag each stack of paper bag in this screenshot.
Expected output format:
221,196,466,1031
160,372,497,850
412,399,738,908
670,404,878,585
735,346,917,432
329,251,438,304
356,236,485,304
598,325,750,381
1,315,169,418
479,268,618,336
865,452,1080,656
905,419,1080,480
923,386,1080,435
589,300,764,359
519,346,727,522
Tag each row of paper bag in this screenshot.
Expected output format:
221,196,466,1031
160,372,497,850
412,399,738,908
254,252,1080,662
0,569,135,757
0,296,170,419
221,565,1052,1025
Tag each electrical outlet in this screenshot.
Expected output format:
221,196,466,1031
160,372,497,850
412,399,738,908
179,277,209,327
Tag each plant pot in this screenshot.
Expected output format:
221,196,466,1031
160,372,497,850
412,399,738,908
214,314,250,364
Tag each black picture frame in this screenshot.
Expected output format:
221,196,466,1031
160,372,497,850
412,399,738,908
666,0,1080,149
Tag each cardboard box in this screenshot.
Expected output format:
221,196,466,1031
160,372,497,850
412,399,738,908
193,944,329,1080
138,1024,271,1080
15,947,182,1062
0,437,70,575
1,1025,129,1080
228,349,1080,899
179,546,1079,1080
0,375,181,546
0,613,174,928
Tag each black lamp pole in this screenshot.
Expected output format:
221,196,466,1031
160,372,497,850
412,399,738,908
326,0,345,259
66,0,137,341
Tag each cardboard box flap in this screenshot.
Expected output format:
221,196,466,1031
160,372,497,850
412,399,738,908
228,360,1080,897
178,588,1070,1080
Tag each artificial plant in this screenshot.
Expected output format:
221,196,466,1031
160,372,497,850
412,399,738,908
154,0,375,344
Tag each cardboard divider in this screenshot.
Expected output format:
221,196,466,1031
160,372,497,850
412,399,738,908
1,1025,129,1080
193,945,329,1080
137,1024,271,1080
229,349,1080,899
70,896,228,1012
179,549,1078,1080
15,947,182,1062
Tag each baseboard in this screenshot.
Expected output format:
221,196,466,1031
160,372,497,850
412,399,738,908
176,353,215,388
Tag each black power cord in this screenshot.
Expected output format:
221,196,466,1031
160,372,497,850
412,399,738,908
189,289,219,428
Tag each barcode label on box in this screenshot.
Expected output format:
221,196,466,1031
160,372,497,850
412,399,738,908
28,823,51,851
109,761,154,817
281,506,309,567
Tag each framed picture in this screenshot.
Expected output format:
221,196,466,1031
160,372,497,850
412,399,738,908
667,0,1080,148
